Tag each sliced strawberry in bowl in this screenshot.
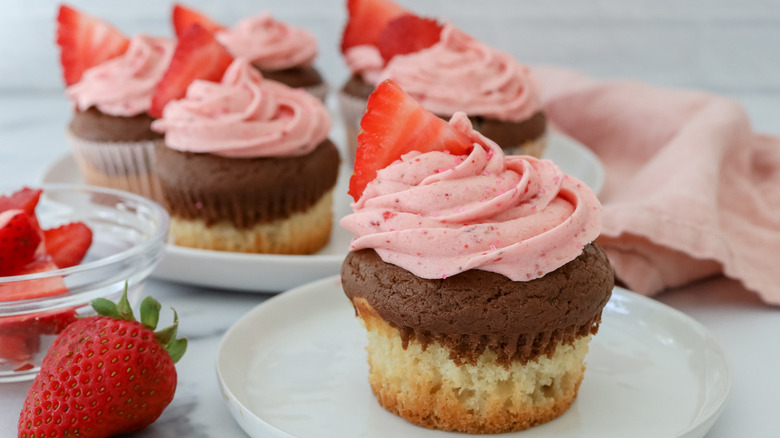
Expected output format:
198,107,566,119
172,3,225,38
0,187,42,216
349,80,474,201
377,14,443,62
341,0,408,53
43,222,93,269
0,210,43,277
56,5,130,86
149,24,233,118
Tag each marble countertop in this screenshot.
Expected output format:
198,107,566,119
1,94,779,437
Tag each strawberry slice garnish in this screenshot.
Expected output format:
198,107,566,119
56,5,130,86
43,222,92,269
349,80,473,201
0,187,42,216
0,210,43,276
149,24,233,118
172,4,224,38
0,257,68,301
341,0,408,54
377,14,443,62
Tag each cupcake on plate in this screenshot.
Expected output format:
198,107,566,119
340,81,613,433
171,4,328,101
151,27,339,254
57,5,174,205
339,0,547,161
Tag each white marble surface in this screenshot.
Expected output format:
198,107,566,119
0,93,778,437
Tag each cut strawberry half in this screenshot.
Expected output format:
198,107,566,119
0,258,68,301
172,3,224,38
341,0,408,54
149,24,233,118
377,14,443,62
349,80,473,201
56,5,130,86
0,210,43,277
0,187,42,216
43,222,93,269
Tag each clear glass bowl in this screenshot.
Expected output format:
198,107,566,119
0,184,169,382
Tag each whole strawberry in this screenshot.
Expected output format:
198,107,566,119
18,286,187,437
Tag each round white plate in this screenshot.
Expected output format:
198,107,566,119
41,133,603,292
217,277,731,438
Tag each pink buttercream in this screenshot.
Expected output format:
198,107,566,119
216,13,317,71
341,113,601,281
151,58,330,158
348,24,541,122
66,35,174,117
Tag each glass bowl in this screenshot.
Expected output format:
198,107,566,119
0,184,169,382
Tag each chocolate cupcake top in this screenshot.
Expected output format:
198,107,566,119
151,58,330,158
341,111,601,282
66,35,174,117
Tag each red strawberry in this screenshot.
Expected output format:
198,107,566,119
0,187,42,216
341,0,408,54
349,80,473,200
43,222,93,269
0,257,68,301
0,210,43,276
56,5,130,86
377,14,443,62
172,3,224,38
149,24,233,118
18,286,187,437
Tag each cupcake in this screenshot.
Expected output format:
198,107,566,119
339,0,547,161
171,4,328,101
57,5,174,205
340,81,613,433
150,27,338,254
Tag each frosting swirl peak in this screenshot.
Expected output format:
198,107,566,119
216,13,317,71
341,114,601,281
66,35,174,117
151,58,331,158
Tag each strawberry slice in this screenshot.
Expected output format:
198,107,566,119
0,308,78,337
349,80,473,201
0,258,68,301
43,222,93,269
0,187,42,216
377,14,443,62
0,333,39,368
149,24,233,118
172,4,224,38
56,5,130,86
0,210,43,277
341,0,408,54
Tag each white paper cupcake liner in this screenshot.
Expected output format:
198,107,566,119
305,82,330,103
337,91,369,164
66,131,167,207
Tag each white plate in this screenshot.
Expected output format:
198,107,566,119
41,132,603,292
217,277,731,438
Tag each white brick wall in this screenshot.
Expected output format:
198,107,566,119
0,0,778,97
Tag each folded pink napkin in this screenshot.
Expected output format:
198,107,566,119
532,66,780,304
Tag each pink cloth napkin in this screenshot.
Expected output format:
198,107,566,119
531,66,780,304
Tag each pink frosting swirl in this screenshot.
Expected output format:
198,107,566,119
344,45,384,83
151,58,330,158
216,13,317,71
341,113,601,281
373,24,541,122
66,35,174,117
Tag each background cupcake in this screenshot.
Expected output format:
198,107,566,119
339,0,547,161
151,28,339,254
58,5,173,205
341,81,612,433
172,4,328,101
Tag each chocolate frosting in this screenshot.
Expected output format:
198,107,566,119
255,65,324,89
69,106,163,143
342,242,614,365
341,74,547,148
156,139,340,227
